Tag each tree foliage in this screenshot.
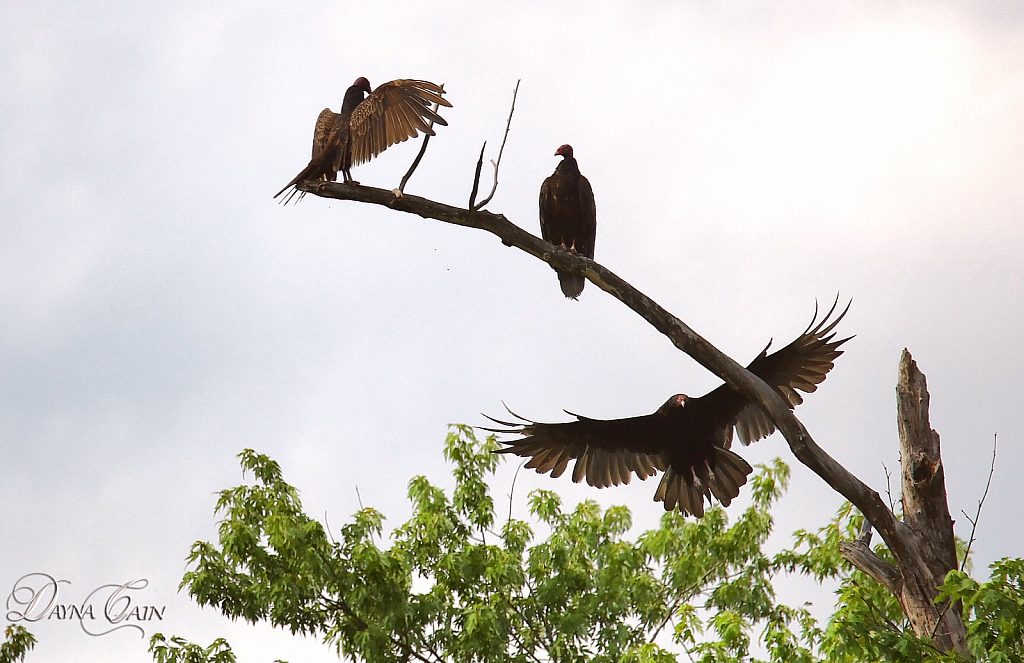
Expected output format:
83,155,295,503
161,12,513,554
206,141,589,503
149,635,238,663
160,426,1022,663
940,561,1024,662
0,626,36,663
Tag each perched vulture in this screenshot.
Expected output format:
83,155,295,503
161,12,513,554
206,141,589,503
539,144,597,299
485,301,851,517
275,77,452,203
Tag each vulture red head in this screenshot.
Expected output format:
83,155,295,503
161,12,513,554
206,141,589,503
554,144,574,158
656,394,688,415
352,77,372,94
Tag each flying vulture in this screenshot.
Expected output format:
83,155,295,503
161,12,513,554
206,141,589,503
275,78,452,203
485,301,851,517
539,144,597,299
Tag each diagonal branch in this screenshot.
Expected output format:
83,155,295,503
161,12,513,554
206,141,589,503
294,180,902,549
838,539,901,595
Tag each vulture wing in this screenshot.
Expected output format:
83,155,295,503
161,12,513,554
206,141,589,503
576,175,597,260
691,298,852,447
348,80,452,167
484,407,669,489
486,403,749,517
274,108,344,204
538,175,556,244
312,108,340,162
487,299,850,517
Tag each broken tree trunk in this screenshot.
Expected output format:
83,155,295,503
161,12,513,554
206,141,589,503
840,350,967,654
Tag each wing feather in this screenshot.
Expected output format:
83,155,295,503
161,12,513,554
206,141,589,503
312,108,339,161
489,405,669,489
691,297,852,447
348,80,450,167
577,175,597,259
538,175,556,243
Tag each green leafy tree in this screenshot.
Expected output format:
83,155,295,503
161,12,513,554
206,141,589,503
159,426,1023,663
0,626,36,663
172,426,815,662
939,561,1024,663
149,635,238,663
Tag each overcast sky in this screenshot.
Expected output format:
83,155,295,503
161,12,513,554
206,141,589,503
2,1,1023,661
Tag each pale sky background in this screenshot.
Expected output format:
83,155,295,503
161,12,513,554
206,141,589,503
2,1,1023,661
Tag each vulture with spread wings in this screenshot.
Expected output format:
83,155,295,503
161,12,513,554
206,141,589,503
485,301,851,517
539,144,596,299
275,77,451,203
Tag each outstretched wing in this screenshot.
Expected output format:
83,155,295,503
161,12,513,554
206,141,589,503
695,298,852,446
348,80,452,167
483,407,669,489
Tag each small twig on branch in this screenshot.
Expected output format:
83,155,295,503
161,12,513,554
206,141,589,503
399,90,444,194
882,462,898,514
324,510,338,545
960,432,997,572
930,598,953,640
507,459,525,530
468,141,486,209
469,80,520,211
649,562,725,641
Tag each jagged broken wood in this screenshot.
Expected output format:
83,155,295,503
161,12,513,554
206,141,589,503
837,351,967,651
294,179,969,655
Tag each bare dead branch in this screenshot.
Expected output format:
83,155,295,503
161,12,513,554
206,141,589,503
468,141,487,209
469,80,520,211
961,432,997,572
839,539,902,595
324,510,338,546
881,462,898,514
507,459,525,530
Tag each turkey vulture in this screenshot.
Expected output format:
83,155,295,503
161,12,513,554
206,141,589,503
275,78,452,203
484,300,851,517
539,144,596,299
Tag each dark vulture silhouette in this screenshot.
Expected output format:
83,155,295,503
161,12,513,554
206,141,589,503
275,78,451,203
485,301,851,517
539,144,597,299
